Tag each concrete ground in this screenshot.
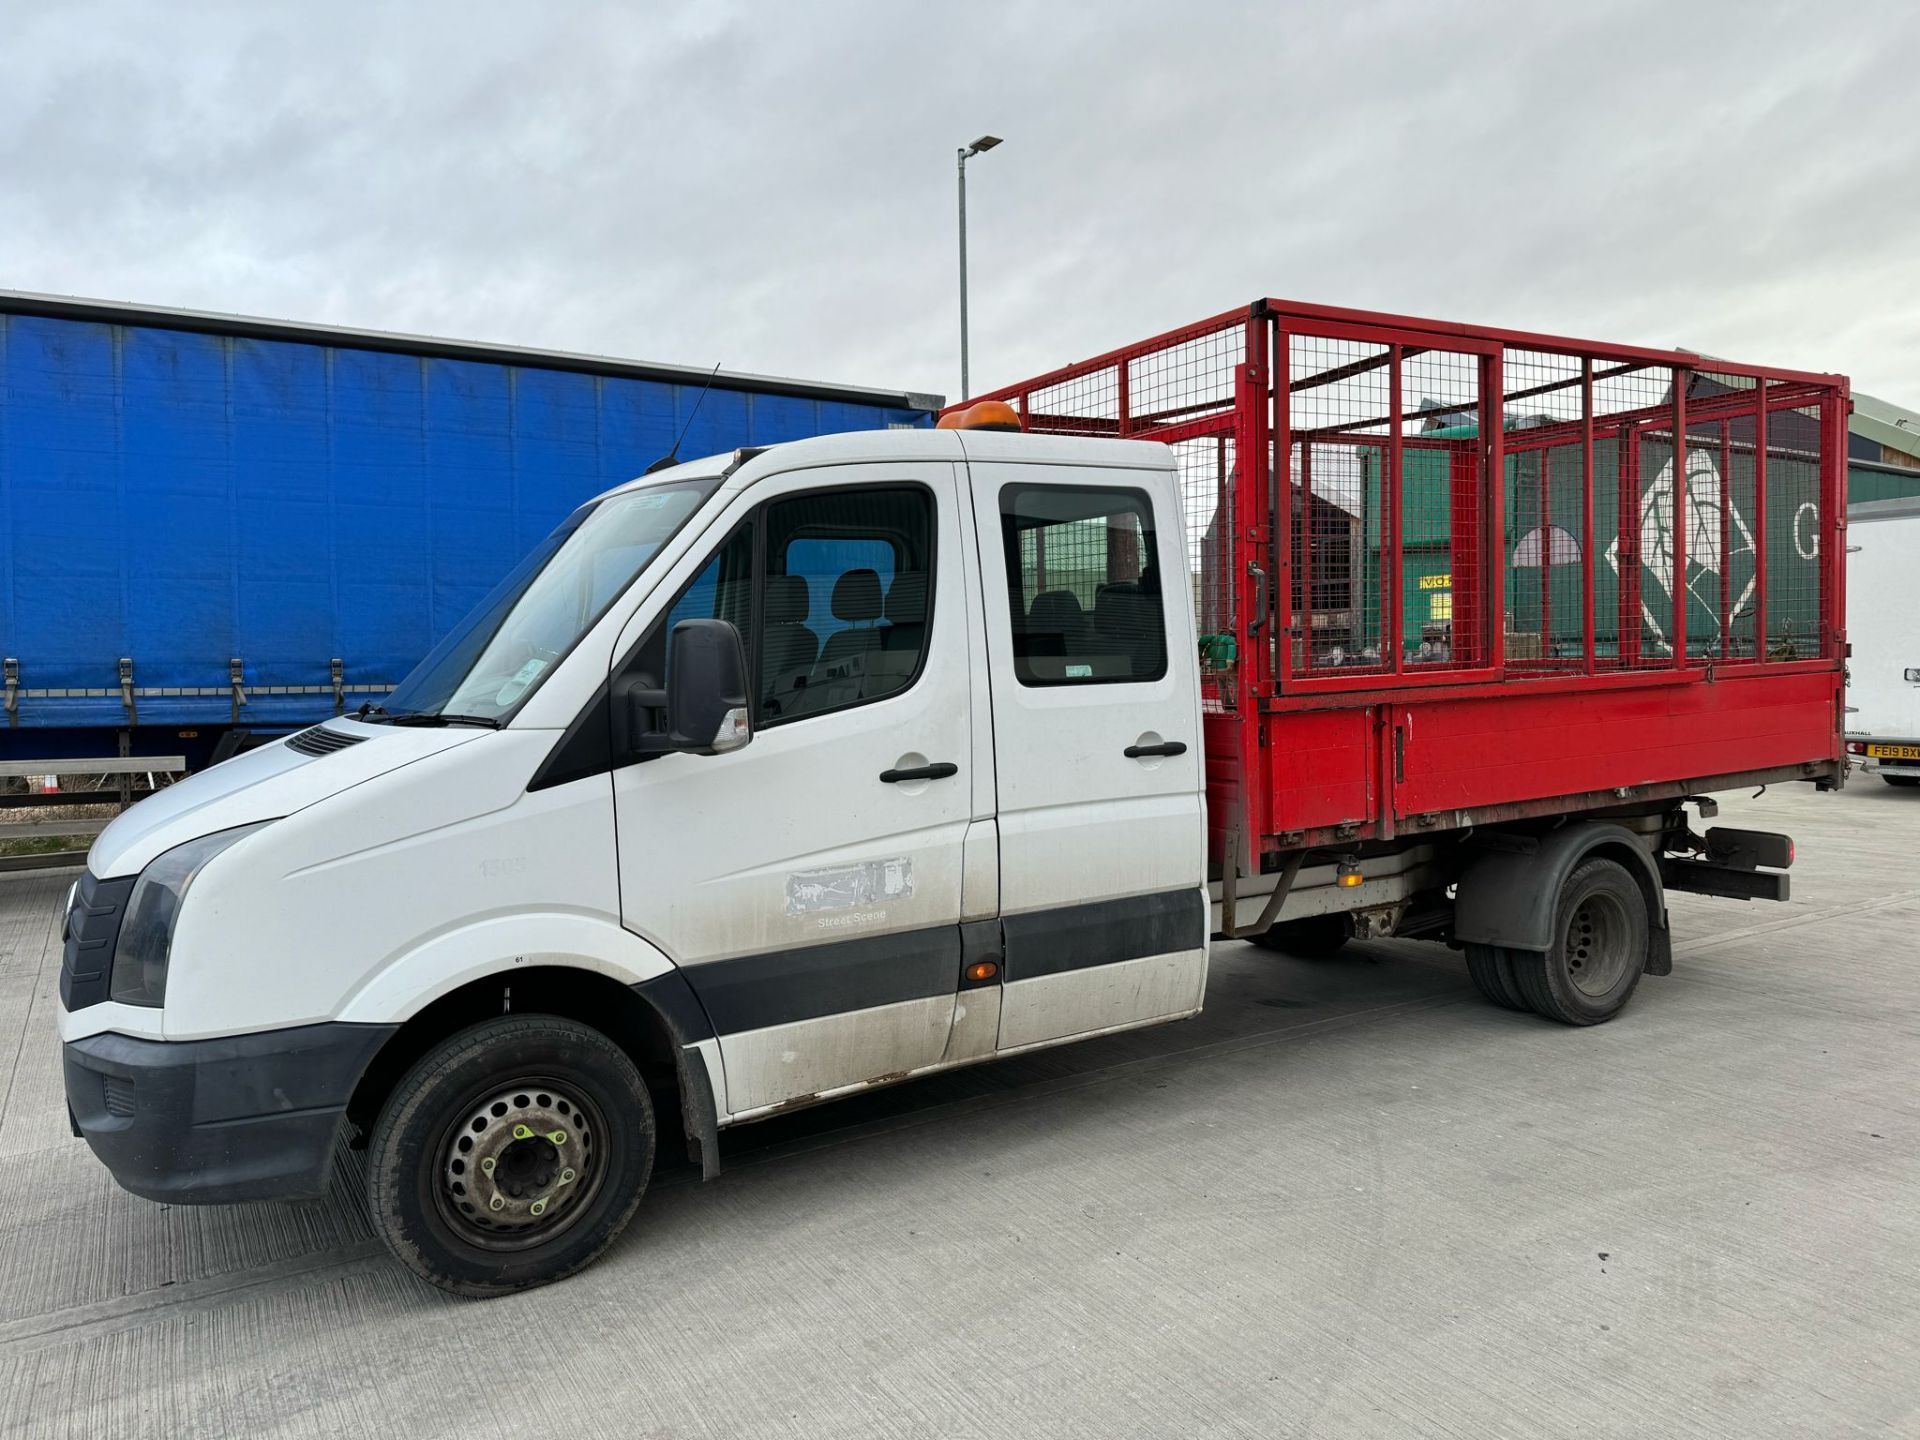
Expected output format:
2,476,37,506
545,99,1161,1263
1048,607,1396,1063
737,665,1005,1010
0,780,1914,1439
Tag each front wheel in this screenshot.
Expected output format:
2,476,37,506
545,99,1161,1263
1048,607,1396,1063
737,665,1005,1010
366,1015,656,1297
1506,857,1649,1026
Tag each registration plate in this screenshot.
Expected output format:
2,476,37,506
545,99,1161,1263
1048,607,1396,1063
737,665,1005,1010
1868,743,1920,760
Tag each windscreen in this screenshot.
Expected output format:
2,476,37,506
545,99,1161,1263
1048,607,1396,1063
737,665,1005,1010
382,476,719,722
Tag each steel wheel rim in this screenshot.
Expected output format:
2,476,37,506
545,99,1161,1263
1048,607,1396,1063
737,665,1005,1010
1565,890,1633,997
432,1074,610,1251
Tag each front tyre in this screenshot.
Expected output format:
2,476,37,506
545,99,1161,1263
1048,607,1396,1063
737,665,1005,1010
367,1015,655,1297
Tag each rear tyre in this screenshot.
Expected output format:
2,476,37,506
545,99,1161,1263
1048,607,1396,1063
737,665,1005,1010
1883,775,1920,788
1464,944,1531,1011
1249,912,1351,957
367,1015,656,1298
1508,858,1649,1026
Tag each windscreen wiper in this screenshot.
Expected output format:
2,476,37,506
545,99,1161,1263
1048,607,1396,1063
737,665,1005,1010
385,711,502,729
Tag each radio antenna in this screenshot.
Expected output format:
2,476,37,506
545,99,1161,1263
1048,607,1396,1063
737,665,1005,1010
646,362,723,473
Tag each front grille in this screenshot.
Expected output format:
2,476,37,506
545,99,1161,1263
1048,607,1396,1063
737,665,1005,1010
102,1075,136,1118
286,726,366,757
61,870,134,1012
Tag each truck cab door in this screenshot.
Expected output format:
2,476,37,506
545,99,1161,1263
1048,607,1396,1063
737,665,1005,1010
964,453,1209,1051
609,463,977,1120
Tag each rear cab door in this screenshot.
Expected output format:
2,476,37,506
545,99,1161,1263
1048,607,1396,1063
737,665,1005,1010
961,436,1209,1051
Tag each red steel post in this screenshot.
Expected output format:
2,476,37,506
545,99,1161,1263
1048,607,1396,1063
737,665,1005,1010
1672,370,1689,667
1581,359,1596,674
1538,446,1551,663
1299,442,1314,670
1753,395,1768,659
1484,350,1506,674
1387,344,1404,674
1242,318,1273,695
1273,327,1294,683
1719,418,1732,659
1619,428,1640,668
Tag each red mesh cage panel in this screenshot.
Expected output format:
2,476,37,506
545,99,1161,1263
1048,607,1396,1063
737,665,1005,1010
1288,334,1391,673
1171,435,1238,710
1397,347,1483,671
1286,336,1490,677
1765,399,1825,661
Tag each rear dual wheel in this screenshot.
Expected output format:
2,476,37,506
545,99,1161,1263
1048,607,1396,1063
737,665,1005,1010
1464,857,1649,1025
366,1015,656,1298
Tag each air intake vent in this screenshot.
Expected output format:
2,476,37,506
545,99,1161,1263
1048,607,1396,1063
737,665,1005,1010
102,1075,136,1118
286,726,366,757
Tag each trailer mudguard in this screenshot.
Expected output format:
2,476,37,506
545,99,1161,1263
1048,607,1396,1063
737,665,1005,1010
1454,822,1672,975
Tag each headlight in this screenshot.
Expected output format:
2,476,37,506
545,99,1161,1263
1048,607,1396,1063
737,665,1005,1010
109,823,270,1007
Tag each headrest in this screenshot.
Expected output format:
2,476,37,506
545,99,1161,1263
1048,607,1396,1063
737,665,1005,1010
1095,581,1145,626
766,573,810,624
884,572,928,624
831,568,883,622
1028,589,1085,629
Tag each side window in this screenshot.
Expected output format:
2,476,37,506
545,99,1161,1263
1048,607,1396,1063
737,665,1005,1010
1000,485,1167,686
623,522,755,691
760,487,934,723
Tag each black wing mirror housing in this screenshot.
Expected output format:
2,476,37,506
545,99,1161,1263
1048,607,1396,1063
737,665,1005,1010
621,618,752,758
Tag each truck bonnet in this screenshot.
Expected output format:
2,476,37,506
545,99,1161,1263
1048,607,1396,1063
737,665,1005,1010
85,721,490,879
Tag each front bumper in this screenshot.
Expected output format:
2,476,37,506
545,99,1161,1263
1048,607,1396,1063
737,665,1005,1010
64,1022,397,1205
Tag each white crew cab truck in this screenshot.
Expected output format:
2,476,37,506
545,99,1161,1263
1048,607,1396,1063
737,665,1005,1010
63,426,1217,1294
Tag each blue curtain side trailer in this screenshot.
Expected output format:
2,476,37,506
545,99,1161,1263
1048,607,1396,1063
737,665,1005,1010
0,293,940,769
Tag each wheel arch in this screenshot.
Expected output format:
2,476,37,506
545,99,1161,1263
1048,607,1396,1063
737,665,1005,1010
343,964,723,1179
1454,822,1671,975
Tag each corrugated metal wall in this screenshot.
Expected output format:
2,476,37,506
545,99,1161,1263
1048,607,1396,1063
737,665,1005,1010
0,314,927,730
1849,463,1920,505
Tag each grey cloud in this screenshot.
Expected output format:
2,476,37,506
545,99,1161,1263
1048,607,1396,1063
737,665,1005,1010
2,0,1916,402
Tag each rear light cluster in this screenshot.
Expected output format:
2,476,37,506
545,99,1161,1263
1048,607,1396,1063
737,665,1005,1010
1846,741,1867,755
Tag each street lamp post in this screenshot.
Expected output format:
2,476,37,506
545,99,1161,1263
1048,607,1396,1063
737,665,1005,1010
957,134,1002,400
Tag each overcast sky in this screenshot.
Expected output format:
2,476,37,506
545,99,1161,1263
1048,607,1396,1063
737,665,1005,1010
4,0,1918,405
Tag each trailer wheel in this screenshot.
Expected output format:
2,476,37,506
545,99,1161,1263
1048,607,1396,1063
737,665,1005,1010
366,1015,655,1298
1506,857,1648,1026
1463,945,1532,1011
1249,913,1351,957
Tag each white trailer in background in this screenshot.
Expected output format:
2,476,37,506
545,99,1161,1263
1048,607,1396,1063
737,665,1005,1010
1846,498,1920,786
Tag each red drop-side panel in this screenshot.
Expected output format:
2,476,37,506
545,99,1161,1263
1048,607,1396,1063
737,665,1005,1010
1268,708,1375,835
1392,671,1839,817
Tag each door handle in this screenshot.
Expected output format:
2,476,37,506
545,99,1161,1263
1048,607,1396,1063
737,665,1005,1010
1124,741,1188,759
879,761,959,783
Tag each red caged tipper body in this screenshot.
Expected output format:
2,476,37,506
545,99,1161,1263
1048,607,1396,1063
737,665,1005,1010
957,297,1848,886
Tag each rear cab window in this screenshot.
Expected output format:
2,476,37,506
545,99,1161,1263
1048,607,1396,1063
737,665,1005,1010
999,485,1167,686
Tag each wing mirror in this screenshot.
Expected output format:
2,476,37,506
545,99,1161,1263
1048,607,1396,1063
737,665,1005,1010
621,618,752,757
